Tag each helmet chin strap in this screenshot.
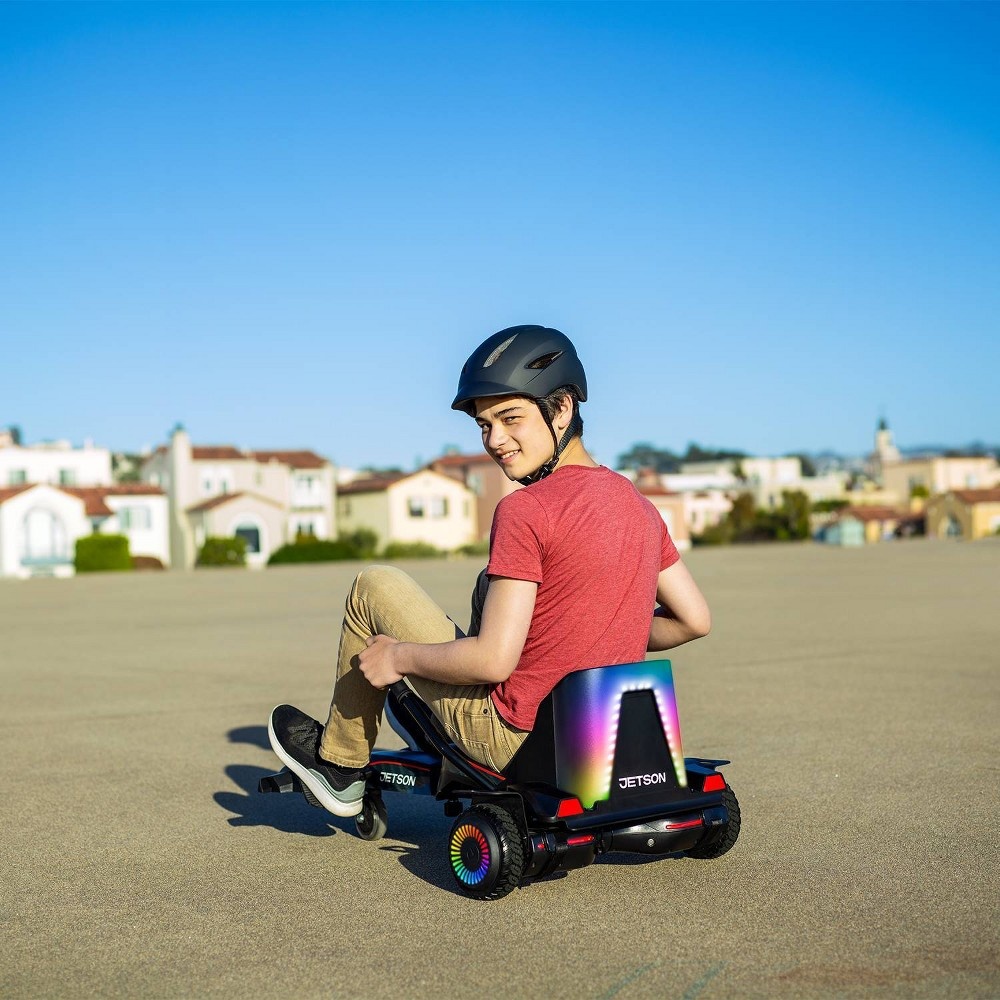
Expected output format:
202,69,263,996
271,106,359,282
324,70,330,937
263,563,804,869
517,406,580,486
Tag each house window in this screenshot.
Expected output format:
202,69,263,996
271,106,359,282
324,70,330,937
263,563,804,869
119,506,152,531
8,469,26,485
58,469,77,486
23,507,69,562
468,473,483,496
410,496,448,518
235,524,261,554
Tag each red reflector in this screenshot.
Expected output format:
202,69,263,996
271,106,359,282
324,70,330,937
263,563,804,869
666,817,703,831
702,773,726,792
566,834,595,847
556,797,585,818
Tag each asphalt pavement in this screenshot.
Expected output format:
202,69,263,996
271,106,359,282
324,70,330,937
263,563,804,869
2,540,998,998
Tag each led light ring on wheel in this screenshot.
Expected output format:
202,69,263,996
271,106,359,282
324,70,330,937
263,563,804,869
450,821,496,886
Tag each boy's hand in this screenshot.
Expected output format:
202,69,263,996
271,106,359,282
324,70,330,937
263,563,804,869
358,634,405,689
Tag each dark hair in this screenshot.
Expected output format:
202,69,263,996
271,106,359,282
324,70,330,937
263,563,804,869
536,385,584,439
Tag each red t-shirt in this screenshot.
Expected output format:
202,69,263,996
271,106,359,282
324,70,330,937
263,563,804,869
486,465,679,729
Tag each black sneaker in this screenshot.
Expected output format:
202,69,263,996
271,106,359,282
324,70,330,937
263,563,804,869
267,705,366,817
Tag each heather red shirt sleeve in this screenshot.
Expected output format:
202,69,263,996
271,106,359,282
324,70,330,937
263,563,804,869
660,516,680,571
487,490,546,584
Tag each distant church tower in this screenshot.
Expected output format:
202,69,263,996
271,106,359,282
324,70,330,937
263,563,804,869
875,416,900,466
869,415,901,483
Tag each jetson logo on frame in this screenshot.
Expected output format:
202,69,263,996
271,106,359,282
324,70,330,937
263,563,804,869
618,772,668,789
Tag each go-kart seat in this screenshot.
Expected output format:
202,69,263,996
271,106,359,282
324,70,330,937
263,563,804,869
502,659,689,812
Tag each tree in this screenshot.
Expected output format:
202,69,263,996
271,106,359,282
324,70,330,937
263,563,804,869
692,490,812,545
778,490,811,540
616,442,681,473
683,442,746,464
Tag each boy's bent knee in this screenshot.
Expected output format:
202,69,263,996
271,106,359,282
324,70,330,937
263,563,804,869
351,564,415,605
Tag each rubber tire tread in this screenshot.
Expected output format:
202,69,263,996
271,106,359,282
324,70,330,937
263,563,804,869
472,803,526,901
686,786,741,859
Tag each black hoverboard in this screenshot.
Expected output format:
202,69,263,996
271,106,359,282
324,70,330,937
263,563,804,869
259,659,740,900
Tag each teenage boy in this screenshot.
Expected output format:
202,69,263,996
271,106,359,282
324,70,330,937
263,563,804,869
269,325,710,817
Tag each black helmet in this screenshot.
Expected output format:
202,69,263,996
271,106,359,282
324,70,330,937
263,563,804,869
451,325,588,416
453,325,588,485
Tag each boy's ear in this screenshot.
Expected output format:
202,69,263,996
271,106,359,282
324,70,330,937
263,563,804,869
555,392,574,431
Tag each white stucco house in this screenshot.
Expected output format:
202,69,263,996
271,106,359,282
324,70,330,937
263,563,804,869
140,425,337,569
337,469,477,552
0,483,168,578
186,492,286,569
0,435,112,488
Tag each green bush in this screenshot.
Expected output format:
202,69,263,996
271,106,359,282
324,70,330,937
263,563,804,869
197,536,247,567
381,540,445,559
75,533,132,573
812,498,850,513
691,523,732,546
268,528,380,565
456,539,490,557
269,539,354,564
339,528,379,559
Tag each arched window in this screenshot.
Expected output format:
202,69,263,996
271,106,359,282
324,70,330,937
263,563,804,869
234,523,261,554
22,507,69,563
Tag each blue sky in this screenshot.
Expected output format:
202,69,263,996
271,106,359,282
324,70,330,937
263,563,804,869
2,2,997,470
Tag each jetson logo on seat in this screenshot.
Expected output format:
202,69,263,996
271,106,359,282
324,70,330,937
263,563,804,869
380,771,416,787
619,772,668,789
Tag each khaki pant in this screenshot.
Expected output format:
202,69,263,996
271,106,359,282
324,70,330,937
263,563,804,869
319,565,527,772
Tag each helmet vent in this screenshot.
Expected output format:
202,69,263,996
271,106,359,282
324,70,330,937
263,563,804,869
525,350,563,370
482,334,518,368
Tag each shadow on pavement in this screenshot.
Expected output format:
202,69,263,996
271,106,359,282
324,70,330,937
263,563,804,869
216,762,346,837
218,725,672,889
227,724,271,750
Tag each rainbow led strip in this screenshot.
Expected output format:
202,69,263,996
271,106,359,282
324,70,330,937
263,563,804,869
551,660,686,808
450,823,490,885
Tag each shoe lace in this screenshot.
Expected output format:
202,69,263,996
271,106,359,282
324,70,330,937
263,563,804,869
288,716,319,756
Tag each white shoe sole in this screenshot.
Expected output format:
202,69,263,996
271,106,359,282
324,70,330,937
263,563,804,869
267,713,365,818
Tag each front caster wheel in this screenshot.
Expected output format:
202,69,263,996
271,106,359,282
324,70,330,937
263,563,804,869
355,794,388,841
448,803,525,900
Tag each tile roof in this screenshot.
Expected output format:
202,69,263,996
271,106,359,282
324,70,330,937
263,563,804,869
429,453,494,468
949,488,1000,504
337,474,408,495
0,483,165,516
63,488,114,517
0,484,34,504
62,485,165,517
192,446,246,461
187,491,284,513
251,449,328,469
151,444,329,468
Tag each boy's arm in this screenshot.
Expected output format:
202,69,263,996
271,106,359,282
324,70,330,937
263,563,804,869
359,576,537,689
647,559,711,651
